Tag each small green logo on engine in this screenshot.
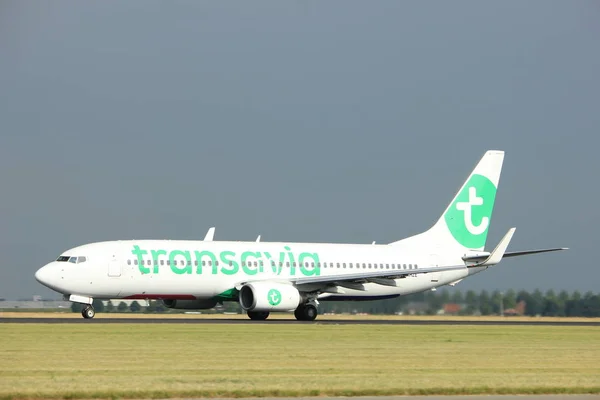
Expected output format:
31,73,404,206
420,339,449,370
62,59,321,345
268,289,282,306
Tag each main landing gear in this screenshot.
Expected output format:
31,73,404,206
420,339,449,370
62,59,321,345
81,305,95,319
247,311,270,320
294,303,318,321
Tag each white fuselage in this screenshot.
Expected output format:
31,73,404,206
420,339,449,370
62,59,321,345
35,240,474,302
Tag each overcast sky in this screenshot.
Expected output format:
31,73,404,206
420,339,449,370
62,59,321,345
1,1,598,300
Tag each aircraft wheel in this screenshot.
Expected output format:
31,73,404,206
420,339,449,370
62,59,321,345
302,304,318,321
247,311,269,321
81,305,95,319
294,305,305,321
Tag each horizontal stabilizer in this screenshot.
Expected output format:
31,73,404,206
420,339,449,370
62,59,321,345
464,245,568,265
463,228,515,267
504,248,569,258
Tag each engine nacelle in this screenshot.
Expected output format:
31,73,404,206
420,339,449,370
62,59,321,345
162,299,218,310
239,282,301,312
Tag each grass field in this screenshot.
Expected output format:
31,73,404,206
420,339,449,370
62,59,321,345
1,323,599,399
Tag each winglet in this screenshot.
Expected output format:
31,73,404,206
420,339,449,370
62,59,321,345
203,227,216,241
478,227,516,266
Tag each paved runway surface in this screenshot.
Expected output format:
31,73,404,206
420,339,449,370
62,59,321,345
2,317,600,325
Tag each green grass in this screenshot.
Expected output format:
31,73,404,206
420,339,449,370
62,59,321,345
1,323,599,399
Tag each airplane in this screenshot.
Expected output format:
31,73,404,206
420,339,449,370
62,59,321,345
34,150,567,321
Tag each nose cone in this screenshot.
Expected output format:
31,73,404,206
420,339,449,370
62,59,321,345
35,263,62,292
35,264,51,285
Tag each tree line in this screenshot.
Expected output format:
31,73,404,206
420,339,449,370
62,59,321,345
71,289,600,317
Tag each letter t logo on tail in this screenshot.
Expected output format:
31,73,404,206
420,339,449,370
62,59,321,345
444,174,497,249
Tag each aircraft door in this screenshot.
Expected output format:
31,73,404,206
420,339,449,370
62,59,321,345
108,256,121,277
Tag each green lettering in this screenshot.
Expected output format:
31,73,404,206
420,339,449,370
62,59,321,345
285,246,296,276
150,249,167,274
299,252,321,276
241,251,260,275
220,251,239,275
169,250,192,274
132,245,150,274
194,250,217,274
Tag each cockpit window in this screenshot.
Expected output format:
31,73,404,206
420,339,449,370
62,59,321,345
56,255,87,263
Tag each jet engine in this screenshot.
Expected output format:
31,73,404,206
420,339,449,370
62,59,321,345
239,281,301,312
162,299,218,310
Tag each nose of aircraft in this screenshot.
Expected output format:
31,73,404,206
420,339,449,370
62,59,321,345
35,263,61,290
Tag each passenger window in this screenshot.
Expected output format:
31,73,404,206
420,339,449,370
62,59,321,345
166,260,170,266
208,261,212,266
134,260,138,265
241,261,245,267
286,262,290,267
160,260,164,266
127,260,131,265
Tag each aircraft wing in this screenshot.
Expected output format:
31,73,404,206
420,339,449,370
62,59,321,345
289,264,467,289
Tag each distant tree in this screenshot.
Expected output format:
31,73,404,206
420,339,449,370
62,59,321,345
503,289,517,310
117,301,128,312
565,299,583,317
525,289,544,316
71,302,83,313
582,295,600,317
92,298,104,313
465,290,478,312
491,291,503,314
105,301,115,313
145,300,166,313
479,290,492,315
450,291,464,304
130,301,141,313
542,297,560,316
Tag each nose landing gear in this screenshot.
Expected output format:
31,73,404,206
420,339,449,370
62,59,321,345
81,305,95,319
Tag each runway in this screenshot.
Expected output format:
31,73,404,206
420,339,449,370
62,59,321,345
2,317,600,325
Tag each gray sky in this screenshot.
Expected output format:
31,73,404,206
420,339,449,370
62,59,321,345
1,1,598,300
